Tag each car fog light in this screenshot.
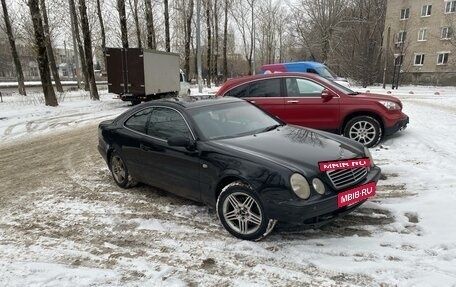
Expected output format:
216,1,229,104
290,173,310,200
312,178,325,194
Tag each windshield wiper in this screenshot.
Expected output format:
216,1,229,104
262,124,283,132
348,92,359,95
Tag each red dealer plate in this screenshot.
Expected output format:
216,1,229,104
319,158,371,172
337,182,376,208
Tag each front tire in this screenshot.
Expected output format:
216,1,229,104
344,116,382,148
109,150,137,188
216,181,276,241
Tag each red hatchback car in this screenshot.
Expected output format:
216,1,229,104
216,73,409,147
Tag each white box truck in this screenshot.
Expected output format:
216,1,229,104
106,48,190,104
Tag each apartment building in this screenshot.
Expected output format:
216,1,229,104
385,0,456,85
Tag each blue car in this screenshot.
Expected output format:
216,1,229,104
260,61,350,87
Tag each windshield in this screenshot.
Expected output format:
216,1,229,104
315,66,337,79
190,101,282,140
317,75,358,95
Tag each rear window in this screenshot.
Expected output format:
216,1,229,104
226,84,248,98
248,79,281,97
124,108,152,133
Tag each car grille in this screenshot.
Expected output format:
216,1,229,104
326,167,368,190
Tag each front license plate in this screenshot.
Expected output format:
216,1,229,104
337,182,376,208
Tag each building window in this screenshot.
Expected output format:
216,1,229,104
445,1,456,13
414,54,425,66
397,31,407,43
421,5,432,16
437,52,450,65
418,28,427,41
400,8,410,19
441,27,452,39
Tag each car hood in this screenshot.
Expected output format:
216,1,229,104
210,125,364,176
354,92,402,104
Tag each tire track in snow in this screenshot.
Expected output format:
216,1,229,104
0,124,385,286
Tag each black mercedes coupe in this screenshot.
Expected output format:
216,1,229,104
98,97,381,240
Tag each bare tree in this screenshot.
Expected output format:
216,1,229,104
295,0,349,62
144,0,156,49
96,0,106,67
117,0,128,48
205,0,211,87
78,0,99,100
69,0,89,91
1,0,26,95
350,0,386,86
183,0,194,78
213,0,219,84
40,0,63,92
257,0,281,64
27,0,57,106
231,0,256,75
128,0,142,48
164,0,170,51
222,0,230,80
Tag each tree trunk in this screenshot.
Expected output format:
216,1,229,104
184,0,194,79
1,0,26,96
96,0,106,68
40,0,63,93
129,0,142,48
144,0,156,49
117,0,129,48
164,0,170,52
249,0,255,75
69,0,89,91
78,0,99,100
213,0,219,85
223,0,228,80
206,0,211,88
27,0,58,106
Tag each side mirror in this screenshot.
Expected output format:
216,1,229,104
167,136,196,150
321,89,336,102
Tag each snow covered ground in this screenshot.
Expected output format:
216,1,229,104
0,85,456,286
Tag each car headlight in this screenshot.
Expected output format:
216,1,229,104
312,178,325,195
290,173,311,199
379,100,401,110
364,146,374,167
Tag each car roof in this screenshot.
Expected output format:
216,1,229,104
261,61,325,69
216,72,323,96
139,96,244,110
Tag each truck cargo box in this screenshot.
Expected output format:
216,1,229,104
106,48,181,102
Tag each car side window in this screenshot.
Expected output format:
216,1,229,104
227,84,248,98
307,68,318,74
286,78,325,97
124,108,153,133
248,79,281,97
147,107,191,140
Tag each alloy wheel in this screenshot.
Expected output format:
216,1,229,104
222,192,263,235
348,120,377,145
111,155,126,184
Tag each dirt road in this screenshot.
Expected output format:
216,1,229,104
0,124,401,286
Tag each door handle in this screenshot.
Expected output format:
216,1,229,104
287,100,300,104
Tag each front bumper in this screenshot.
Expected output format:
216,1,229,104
264,166,381,225
385,116,409,136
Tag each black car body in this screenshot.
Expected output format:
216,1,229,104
98,97,381,240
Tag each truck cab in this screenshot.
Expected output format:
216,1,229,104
179,69,191,97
